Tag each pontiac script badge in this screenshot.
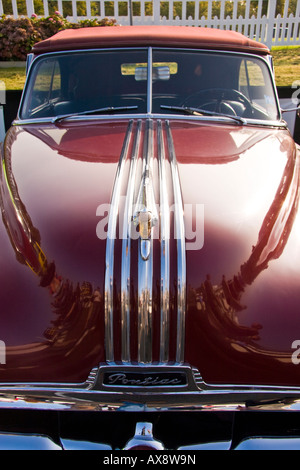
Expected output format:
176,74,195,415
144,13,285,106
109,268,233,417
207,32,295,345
102,371,188,388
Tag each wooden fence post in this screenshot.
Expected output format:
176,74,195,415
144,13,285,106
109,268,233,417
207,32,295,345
25,0,35,17
265,0,277,48
153,0,160,24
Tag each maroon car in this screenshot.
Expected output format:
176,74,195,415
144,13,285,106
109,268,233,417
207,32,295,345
0,25,300,450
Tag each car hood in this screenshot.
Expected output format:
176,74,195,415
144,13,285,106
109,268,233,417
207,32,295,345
1,117,300,388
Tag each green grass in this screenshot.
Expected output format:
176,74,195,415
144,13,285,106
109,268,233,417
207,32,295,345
271,46,300,87
0,66,26,90
0,45,299,90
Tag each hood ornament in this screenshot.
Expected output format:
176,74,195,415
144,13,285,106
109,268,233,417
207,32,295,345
132,163,158,261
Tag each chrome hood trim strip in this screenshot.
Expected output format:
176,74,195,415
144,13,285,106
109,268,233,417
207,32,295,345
104,118,186,364
121,120,142,362
166,121,186,363
157,120,170,363
104,120,133,362
137,119,155,363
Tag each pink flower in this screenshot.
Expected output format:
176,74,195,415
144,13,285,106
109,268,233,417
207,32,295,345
31,13,37,18
54,11,61,16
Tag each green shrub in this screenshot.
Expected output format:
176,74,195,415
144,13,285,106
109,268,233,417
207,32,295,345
30,11,71,40
0,16,40,60
0,12,117,61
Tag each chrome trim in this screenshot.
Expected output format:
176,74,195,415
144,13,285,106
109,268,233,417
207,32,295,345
178,442,232,450
132,125,158,262
1,430,300,451
147,47,153,114
107,118,183,364
233,438,300,451
93,363,197,391
165,121,186,363
1,378,300,411
0,433,62,450
61,439,112,450
86,367,98,387
137,119,155,363
121,120,142,362
124,422,164,450
25,53,34,75
104,118,184,365
104,120,133,362
157,120,170,363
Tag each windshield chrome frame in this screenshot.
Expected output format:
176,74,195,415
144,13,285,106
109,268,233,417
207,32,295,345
147,47,152,114
16,46,283,127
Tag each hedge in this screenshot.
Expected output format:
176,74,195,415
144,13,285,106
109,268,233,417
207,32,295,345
0,13,117,61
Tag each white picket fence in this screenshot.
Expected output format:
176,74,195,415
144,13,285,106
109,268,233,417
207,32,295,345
0,0,300,48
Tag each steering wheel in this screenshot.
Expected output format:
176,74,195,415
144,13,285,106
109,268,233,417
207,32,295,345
181,88,253,117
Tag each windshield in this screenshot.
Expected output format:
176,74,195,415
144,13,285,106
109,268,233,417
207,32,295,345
20,48,279,122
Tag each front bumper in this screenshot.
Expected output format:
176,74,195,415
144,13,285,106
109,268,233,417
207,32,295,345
1,408,300,450
1,367,300,450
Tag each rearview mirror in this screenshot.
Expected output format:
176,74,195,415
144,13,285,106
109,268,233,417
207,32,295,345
135,66,171,81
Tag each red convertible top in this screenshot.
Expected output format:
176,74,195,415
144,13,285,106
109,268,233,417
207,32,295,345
32,25,270,55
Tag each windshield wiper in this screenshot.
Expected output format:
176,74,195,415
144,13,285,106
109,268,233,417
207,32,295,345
52,105,138,123
161,105,245,125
